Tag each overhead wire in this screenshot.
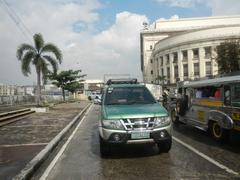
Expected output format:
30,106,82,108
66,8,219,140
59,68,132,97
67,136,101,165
0,0,32,42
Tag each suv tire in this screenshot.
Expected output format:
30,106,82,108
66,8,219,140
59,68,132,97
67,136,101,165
157,138,172,153
99,135,110,157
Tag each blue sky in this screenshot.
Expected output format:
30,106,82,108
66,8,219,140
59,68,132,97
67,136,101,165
76,0,212,33
0,0,240,85
99,0,211,23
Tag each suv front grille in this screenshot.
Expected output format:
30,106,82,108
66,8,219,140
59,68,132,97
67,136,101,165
120,118,154,130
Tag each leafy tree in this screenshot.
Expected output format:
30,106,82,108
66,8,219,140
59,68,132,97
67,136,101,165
48,70,86,101
215,40,240,74
16,33,62,105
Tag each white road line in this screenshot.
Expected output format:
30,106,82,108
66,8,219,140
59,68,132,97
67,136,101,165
0,143,48,147
39,104,93,180
7,125,64,128
173,136,239,176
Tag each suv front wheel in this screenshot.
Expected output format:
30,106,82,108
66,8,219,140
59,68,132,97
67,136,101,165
157,138,172,153
99,135,111,157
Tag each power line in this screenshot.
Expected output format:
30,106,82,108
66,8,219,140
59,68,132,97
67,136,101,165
0,0,32,42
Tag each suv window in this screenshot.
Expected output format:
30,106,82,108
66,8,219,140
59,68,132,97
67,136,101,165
104,86,156,105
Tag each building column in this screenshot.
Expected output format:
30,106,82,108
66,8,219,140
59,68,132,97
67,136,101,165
177,50,183,81
187,49,194,80
169,53,174,84
163,55,168,81
211,46,218,76
199,47,205,78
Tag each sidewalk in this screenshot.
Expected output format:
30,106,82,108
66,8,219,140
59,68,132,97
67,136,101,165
0,101,89,180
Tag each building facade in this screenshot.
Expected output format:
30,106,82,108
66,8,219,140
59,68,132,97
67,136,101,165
0,84,16,96
140,15,240,84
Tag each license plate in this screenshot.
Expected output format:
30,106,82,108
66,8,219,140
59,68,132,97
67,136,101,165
131,131,150,139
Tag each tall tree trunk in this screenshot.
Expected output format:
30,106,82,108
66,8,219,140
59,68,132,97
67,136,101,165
62,87,65,101
36,67,41,105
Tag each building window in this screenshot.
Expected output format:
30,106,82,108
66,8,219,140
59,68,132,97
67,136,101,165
182,50,188,61
194,63,200,76
167,67,170,78
150,59,153,63
183,64,188,77
193,48,199,59
150,45,153,50
166,54,169,65
204,47,211,59
151,70,153,75
160,56,163,66
161,68,164,76
173,52,178,63
206,62,212,75
174,65,179,78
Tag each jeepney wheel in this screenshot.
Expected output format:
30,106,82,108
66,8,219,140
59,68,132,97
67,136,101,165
158,138,172,153
99,135,111,157
210,121,229,142
171,110,179,124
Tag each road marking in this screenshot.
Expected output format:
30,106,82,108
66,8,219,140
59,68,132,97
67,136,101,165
0,143,48,147
39,104,93,180
7,125,64,128
173,136,239,176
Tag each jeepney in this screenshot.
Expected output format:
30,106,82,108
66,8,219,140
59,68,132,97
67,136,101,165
171,75,240,141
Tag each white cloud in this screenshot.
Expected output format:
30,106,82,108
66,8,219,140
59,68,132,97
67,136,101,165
155,0,205,8
63,11,148,81
155,0,240,16
0,0,148,85
209,0,240,16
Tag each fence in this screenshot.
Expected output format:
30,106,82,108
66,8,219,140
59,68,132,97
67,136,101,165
0,95,70,106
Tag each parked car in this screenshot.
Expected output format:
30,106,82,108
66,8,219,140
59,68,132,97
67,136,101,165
93,95,102,104
98,78,172,156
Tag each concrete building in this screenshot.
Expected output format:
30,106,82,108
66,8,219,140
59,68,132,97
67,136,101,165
0,84,16,96
140,15,240,85
16,86,35,96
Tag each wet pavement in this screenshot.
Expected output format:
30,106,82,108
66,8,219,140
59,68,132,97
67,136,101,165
38,105,240,180
0,101,89,180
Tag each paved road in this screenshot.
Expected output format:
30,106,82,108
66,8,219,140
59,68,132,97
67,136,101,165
39,105,240,180
0,102,89,180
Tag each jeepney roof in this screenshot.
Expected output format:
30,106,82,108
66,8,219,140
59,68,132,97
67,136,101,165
183,75,240,88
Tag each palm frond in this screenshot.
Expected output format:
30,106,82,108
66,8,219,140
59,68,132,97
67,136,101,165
21,51,35,76
33,33,44,52
41,43,62,63
43,55,58,75
16,44,35,60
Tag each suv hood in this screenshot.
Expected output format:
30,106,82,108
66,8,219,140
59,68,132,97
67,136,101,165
102,103,168,119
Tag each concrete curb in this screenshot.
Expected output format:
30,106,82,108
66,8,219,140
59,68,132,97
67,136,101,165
13,103,92,180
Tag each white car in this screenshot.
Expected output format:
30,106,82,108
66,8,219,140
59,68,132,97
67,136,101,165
93,95,102,104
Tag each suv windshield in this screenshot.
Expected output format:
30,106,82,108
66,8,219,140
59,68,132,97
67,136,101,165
104,86,156,105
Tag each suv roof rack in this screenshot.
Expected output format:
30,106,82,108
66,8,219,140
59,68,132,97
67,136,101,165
106,78,138,85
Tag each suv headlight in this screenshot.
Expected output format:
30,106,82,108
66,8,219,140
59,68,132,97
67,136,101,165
102,120,125,130
154,116,171,128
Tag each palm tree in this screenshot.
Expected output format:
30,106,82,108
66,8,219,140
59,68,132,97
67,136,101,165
16,33,62,105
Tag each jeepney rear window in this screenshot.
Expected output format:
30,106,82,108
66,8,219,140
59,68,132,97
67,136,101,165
232,84,240,107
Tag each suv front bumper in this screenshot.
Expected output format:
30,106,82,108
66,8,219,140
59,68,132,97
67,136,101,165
99,125,172,144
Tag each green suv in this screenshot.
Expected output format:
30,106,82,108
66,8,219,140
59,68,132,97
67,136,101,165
99,79,172,156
